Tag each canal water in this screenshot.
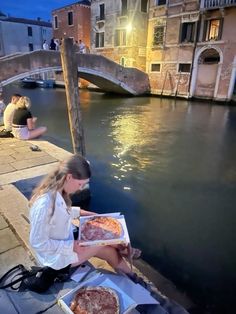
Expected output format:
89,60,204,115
3,84,236,313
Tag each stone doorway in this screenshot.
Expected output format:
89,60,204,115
194,48,220,99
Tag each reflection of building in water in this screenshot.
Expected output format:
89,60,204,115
80,90,91,108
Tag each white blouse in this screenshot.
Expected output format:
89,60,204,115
29,191,80,270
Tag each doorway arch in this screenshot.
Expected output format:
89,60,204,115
190,46,223,99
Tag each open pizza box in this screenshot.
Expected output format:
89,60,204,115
58,271,159,314
78,212,130,247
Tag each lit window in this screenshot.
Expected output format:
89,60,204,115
209,19,220,40
204,19,222,41
68,12,73,26
180,22,195,43
178,63,191,73
115,29,127,46
151,64,161,72
153,26,164,45
95,32,104,48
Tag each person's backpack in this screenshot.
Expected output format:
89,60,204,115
0,129,14,138
0,264,70,293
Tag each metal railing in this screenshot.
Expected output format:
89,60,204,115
200,0,236,9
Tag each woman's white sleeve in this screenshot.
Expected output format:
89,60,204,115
71,206,81,219
29,195,75,256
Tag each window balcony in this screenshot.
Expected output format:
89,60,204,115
200,0,236,10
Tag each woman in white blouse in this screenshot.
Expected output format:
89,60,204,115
29,154,132,274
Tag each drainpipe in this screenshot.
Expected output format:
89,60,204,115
187,12,202,97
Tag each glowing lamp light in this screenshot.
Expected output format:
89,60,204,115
126,23,132,32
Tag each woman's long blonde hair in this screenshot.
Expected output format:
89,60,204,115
16,96,31,109
29,154,91,212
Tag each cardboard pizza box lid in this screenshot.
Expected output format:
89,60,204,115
58,272,159,314
78,212,130,247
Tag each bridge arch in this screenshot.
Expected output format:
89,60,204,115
0,51,150,95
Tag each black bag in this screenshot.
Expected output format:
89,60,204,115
0,129,14,138
0,264,71,293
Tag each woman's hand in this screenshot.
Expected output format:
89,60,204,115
73,240,80,253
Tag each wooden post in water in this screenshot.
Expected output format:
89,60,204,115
60,38,86,156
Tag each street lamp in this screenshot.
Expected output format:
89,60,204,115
126,23,132,33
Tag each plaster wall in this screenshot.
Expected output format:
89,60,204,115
0,21,52,56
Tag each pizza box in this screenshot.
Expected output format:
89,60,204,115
58,272,159,314
78,212,130,247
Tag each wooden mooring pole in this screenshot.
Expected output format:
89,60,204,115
60,38,86,156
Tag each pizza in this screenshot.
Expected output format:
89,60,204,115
70,286,119,314
81,216,123,241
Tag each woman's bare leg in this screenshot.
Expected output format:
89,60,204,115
28,126,47,139
73,244,132,274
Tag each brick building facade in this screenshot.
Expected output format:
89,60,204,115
52,0,91,49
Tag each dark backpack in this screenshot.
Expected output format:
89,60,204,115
0,129,14,138
0,264,70,293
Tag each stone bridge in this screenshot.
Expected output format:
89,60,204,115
0,51,150,95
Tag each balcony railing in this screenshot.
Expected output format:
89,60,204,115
200,0,236,10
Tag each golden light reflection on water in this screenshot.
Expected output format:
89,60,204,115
110,109,162,185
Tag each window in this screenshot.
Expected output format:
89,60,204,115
28,43,33,51
95,32,104,48
121,0,128,16
27,26,32,37
120,57,126,66
151,64,161,72
155,0,166,6
115,29,127,46
141,0,148,12
178,63,191,73
68,11,73,26
203,56,220,64
99,3,105,20
204,19,223,41
153,26,164,45
54,16,58,29
180,22,195,43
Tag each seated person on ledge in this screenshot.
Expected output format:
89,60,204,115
2,93,21,131
29,154,138,277
12,96,47,140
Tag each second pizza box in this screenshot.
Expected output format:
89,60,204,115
78,212,130,246
58,271,159,314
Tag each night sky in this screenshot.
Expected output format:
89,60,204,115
0,0,75,22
